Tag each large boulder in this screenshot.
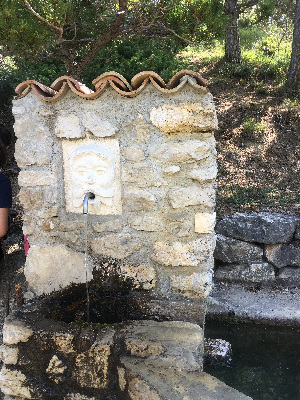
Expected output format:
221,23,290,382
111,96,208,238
265,243,300,268
214,263,275,283
214,234,263,264
295,226,300,240
216,213,300,244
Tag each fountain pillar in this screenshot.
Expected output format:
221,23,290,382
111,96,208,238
13,70,218,326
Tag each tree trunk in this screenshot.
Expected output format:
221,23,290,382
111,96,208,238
287,0,300,93
224,0,241,63
225,14,242,63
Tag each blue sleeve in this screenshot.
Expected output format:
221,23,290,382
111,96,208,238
0,175,12,208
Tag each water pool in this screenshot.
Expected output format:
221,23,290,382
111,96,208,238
204,319,300,400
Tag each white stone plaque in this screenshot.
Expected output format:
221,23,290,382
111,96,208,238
62,139,122,215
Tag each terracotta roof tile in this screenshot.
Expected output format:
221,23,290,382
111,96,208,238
14,70,208,102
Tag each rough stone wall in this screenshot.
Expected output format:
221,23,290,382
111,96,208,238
13,81,218,301
214,212,300,284
0,309,204,399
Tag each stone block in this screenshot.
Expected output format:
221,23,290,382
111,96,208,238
214,263,275,282
170,271,212,298
42,187,58,206
120,264,156,289
150,103,218,133
214,234,263,263
52,333,75,354
195,212,216,234
46,355,67,384
295,226,300,240
92,219,123,233
168,186,215,209
216,213,300,244
24,244,92,295
166,212,195,238
123,357,252,400
41,207,59,218
122,164,166,188
278,266,300,279
0,345,19,365
15,126,52,168
84,113,118,137
122,146,145,162
91,234,142,259
18,188,43,211
72,343,111,389
13,113,37,138
2,316,33,345
128,377,161,400
55,115,83,138
169,215,195,238
123,189,156,212
150,141,214,163
121,320,203,371
52,220,84,232
0,367,33,399
152,237,214,267
18,170,56,188
265,243,300,268
128,214,164,232
188,164,217,182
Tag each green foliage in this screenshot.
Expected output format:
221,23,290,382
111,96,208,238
0,0,181,77
260,37,278,56
83,38,191,85
216,32,291,84
179,41,224,67
166,0,226,42
242,117,265,133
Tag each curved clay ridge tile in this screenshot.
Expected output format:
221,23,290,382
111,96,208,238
166,69,207,89
131,71,165,89
50,76,99,100
15,70,208,101
93,71,132,90
15,80,57,100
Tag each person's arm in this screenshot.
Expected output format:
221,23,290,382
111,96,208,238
0,207,9,237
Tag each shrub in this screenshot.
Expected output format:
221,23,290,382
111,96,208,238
83,38,190,86
242,117,265,133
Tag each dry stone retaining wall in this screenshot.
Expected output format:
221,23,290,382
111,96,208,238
214,212,300,284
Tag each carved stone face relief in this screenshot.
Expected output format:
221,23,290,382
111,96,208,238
62,139,122,215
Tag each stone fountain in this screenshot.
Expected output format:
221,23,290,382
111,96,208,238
0,71,251,399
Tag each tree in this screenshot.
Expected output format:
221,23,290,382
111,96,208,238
287,0,300,94
166,0,226,42
223,0,259,63
0,0,179,80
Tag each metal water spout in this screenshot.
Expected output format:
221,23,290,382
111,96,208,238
83,192,95,214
